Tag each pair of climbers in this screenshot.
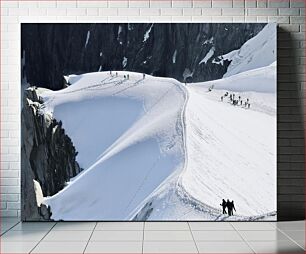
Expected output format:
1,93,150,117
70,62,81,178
220,199,236,216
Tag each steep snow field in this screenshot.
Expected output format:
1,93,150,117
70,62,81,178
41,72,187,220
181,64,276,217
222,23,276,78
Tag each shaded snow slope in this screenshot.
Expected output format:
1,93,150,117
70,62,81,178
222,23,276,77
42,72,187,220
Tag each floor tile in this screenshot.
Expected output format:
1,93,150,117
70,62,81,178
96,222,143,231
282,230,305,249
231,222,276,231
192,230,243,241
0,241,37,253
143,241,198,253
90,230,143,241
85,241,142,253
196,241,253,253
11,222,55,231
42,230,92,242
145,222,190,231
189,222,234,231
249,240,304,253
239,230,290,241
144,230,193,241
32,241,87,253
52,222,96,231
275,221,305,231
1,230,47,242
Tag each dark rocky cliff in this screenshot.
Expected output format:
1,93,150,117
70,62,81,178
21,88,82,220
21,23,266,90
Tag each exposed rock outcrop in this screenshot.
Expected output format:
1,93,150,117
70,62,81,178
21,23,266,90
21,88,82,221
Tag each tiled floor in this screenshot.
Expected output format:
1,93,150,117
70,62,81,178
0,218,304,253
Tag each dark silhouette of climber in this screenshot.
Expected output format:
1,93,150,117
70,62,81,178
220,199,227,214
227,200,236,216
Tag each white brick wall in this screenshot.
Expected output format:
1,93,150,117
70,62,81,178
0,0,305,218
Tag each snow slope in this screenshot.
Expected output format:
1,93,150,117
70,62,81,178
41,72,187,220
180,63,276,217
40,65,276,220
222,23,276,77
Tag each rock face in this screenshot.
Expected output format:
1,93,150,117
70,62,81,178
21,88,82,221
21,23,266,90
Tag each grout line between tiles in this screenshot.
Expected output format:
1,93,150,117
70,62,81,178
276,227,305,251
83,222,97,254
29,221,58,254
0,220,20,236
141,222,145,254
187,221,200,254
230,222,256,254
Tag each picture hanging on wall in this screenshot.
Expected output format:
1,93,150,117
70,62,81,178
21,23,277,221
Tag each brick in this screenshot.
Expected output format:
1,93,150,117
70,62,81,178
202,8,221,15
244,16,257,22
39,1,56,8
56,1,77,8
0,178,18,186
172,16,193,21
118,8,140,16
108,0,129,8
67,8,87,16
257,16,268,22
183,8,202,16
140,8,160,16
1,1,18,8
1,194,19,202
47,8,66,16
290,16,305,23
233,16,245,22
212,0,233,8
29,8,48,16
7,202,20,210
125,0,148,7
192,16,212,22
86,8,99,16
128,16,150,22
18,1,38,9
247,8,278,15
222,8,245,15
0,171,19,178
257,0,267,7
172,0,193,7
300,8,305,15
278,24,300,32
99,8,118,16
161,8,183,16
77,1,108,8
268,0,290,8
278,8,300,15
212,16,233,22
268,16,290,23
8,8,29,16
290,0,305,8
193,0,212,7
1,210,18,217
150,0,172,7
233,0,244,7
149,16,172,22
245,0,256,7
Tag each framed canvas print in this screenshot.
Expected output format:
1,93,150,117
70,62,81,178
21,23,277,221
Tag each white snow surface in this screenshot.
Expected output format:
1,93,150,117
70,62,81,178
143,24,154,43
41,63,276,220
42,72,186,220
199,46,215,65
85,31,90,48
223,23,276,77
